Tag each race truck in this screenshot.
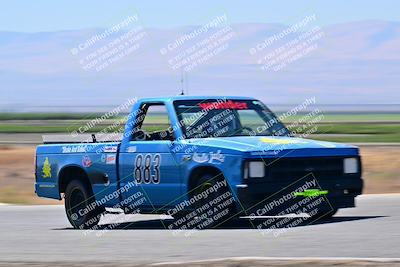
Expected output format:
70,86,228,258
35,96,363,229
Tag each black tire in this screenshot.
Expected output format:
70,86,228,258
190,173,237,228
64,179,103,229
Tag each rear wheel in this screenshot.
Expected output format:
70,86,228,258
65,180,103,229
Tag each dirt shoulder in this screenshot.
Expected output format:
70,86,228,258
0,145,58,204
359,145,400,193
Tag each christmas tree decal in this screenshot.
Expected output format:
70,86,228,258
42,157,52,178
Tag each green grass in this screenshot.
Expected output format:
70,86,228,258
294,124,400,135
1,123,398,142
311,134,400,143
288,123,400,142
0,112,399,143
280,113,400,123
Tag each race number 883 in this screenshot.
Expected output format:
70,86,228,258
134,154,161,184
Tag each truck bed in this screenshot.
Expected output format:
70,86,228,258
35,141,121,203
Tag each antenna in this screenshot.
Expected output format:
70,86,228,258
180,69,184,95
185,71,188,95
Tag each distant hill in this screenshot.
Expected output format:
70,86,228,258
0,20,399,111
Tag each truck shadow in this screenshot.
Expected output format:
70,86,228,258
57,215,384,230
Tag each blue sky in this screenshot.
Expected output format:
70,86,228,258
1,0,400,32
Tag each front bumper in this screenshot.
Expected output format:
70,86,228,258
235,177,363,215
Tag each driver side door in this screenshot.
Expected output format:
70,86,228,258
118,103,182,211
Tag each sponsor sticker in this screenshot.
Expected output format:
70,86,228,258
250,151,278,156
106,154,116,164
127,146,137,153
295,189,329,198
198,100,248,110
62,145,88,153
82,155,92,167
104,146,118,153
39,184,55,188
315,141,336,148
101,154,107,163
42,157,52,178
192,150,225,164
259,137,306,145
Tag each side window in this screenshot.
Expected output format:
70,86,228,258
237,110,266,132
133,104,174,141
237,109,283,136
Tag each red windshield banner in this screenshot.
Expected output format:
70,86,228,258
198,100,248,110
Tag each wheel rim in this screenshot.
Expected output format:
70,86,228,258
193,181,213,209
199,182,212,193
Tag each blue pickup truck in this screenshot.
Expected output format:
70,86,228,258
35,96,363,229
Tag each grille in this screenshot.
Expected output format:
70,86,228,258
264,157,345,181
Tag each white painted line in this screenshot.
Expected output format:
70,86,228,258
152,256,400,266
359,193,400,197
242,213,310,219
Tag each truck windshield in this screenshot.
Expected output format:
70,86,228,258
173,99,290,139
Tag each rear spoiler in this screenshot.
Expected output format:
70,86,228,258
42,134,122,144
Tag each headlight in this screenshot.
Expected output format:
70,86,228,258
245,161,265,178
344,158,358,174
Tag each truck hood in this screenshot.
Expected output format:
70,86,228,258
184,136,359,157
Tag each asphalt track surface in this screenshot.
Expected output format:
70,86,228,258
0,194,399,266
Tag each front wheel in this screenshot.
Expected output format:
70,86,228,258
190,173,237,228
64,180,103,229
